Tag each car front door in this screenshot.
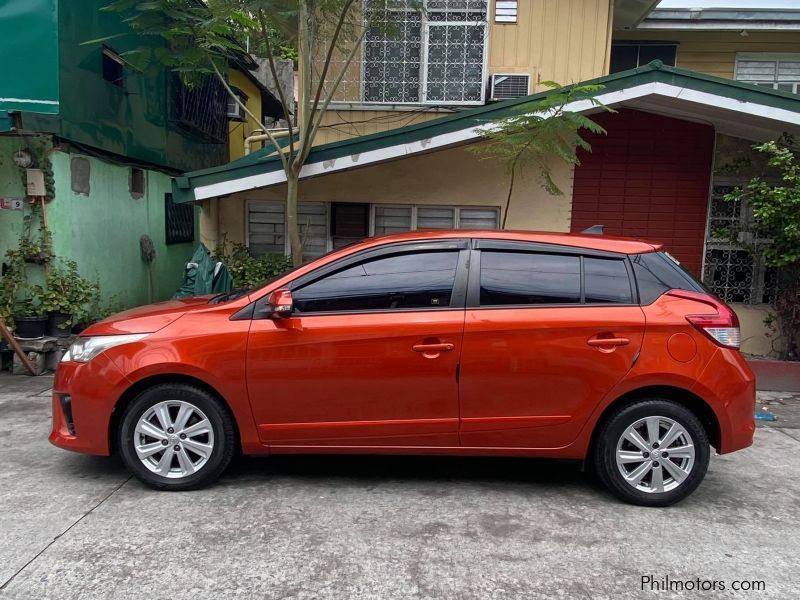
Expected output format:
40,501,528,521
246,240,469,448
458,241,645,449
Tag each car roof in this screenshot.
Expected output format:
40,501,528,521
361,229,663,254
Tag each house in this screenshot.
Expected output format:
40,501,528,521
173,0,800,356
0,0,281,310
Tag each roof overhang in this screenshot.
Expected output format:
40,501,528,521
614,0,662,30
636,7,800,31
173,63,800,203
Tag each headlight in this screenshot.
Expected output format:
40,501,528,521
61,334,149,363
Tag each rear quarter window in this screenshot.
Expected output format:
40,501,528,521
631,252,705,305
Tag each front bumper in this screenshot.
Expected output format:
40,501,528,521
49,353,132,456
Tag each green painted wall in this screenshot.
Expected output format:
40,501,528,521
0,0,59,115
0,137,31,263
8,0,226,172
46,150,198,307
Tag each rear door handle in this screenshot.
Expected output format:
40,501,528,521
412,342,455,353
587,336,630,347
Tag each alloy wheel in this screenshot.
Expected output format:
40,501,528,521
134,400,215,479
615,416,696,494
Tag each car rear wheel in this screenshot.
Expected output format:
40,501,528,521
118,384,235,491
594,399,710,507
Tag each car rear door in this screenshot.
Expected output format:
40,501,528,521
246,240,469,447
458,240,645,449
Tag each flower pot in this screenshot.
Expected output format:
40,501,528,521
14,315,48,339
47,312,73,337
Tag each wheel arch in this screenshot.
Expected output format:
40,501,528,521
589,385,721,455
109,373,240,454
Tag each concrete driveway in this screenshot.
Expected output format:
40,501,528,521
1,374,798,599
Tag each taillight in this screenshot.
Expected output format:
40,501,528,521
666,290,741,349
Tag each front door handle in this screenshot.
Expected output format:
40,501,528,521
587,336,630,348
412,341,454,358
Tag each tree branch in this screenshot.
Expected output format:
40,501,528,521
302,26,368,164
255,8,295,160
210,59,289,174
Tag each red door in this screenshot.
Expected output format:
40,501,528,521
458,245,645,448
246,243,468,447
571,109,714,276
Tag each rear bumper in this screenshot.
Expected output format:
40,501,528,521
692,349,756,455
49,354,132,456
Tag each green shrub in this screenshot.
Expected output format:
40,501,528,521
215,241,292,289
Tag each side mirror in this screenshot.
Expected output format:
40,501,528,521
267,289,294,319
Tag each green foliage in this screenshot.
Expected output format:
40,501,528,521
31,260,102,328
215,240,292,288
471,82,612,197
726,135,800,358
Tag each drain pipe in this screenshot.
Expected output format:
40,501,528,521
244,129,291,155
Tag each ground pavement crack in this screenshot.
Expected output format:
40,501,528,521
0,475,132,591
775,428,800,444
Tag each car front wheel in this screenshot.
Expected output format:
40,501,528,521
594,399,711,507
118,383,236,491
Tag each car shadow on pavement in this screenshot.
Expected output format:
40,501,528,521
225,453,596,490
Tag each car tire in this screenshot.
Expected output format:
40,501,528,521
118,383,236,491
593,399,710,507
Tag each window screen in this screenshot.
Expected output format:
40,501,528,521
480,251,581,305
294,250,459,313
609,43,677,74
584,257,633,304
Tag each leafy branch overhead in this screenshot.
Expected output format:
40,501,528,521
472,82,611,195
103,0,418,266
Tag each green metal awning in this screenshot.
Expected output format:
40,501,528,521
172,61,800,204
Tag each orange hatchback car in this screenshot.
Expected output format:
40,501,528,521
51,231,755,506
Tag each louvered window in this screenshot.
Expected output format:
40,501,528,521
495,0,518,23
736,54,800,94
362,0,488,105
248,201,327,257
374,205,499,232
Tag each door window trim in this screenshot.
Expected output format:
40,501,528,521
466,241,639,309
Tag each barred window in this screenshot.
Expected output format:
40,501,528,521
363,0,488,104
736,53,800,94
165,193,195,245
703,183,777,305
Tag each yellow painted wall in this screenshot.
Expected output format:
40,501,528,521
206,142,573,246
228,69,264,162
315,110,447,145
612,30,800,80
490,0,612,88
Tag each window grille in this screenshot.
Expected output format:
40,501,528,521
736,54,800,94
361,0,488,104
703,183,777,304
165,193,195,245
173,74,229,142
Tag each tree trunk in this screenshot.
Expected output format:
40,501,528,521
286,168,303,267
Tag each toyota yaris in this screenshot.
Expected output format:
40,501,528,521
51,231,755,506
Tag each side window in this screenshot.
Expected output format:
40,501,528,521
293,250,460,313
480,251,581,305
631,252,705,304
584,257,633,304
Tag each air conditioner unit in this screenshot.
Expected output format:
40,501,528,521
490,73,531,101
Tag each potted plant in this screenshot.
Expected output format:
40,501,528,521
12,292,48,339
38,260,101,337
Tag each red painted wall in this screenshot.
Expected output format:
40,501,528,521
571,109,715,275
